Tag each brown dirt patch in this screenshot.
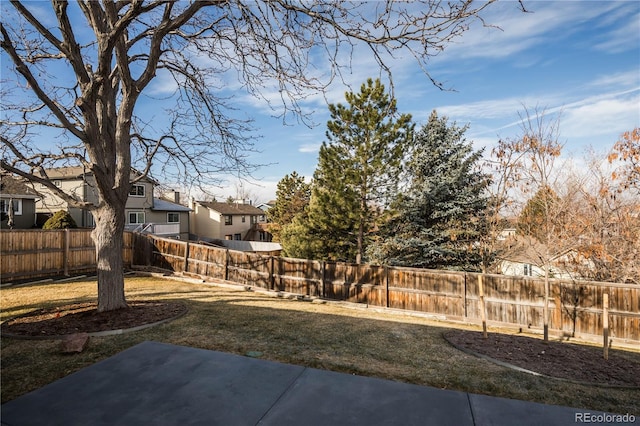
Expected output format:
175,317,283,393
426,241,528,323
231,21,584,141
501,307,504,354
1,301,187,337
444,329,640,387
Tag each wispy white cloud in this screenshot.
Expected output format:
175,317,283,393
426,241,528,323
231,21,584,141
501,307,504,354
145,69,180,96
299,143,322,154
435,5,569,61
438,97,528,121
561,94,640,139
436,85,639,158
433,2,635,65
593,9,640,53
587,70,640,90
229,32,425,120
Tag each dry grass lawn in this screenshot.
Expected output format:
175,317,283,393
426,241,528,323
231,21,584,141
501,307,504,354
1,275,639,415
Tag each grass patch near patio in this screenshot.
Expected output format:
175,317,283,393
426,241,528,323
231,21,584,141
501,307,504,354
2,275,639,415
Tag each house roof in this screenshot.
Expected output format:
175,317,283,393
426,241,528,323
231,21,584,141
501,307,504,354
152,198,192,212
197,201,264,215
0,173,39,199
498,238,547,266
42,166,87,179
497,235,576,266
40,166,158,184
257,201,276,211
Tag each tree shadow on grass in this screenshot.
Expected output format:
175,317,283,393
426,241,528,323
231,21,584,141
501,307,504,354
2,287,640,416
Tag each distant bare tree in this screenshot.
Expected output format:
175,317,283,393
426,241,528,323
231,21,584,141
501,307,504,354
482,137,530,273
1,0,504,312
608,128,640,194
497,106,566,342
570,150,640,283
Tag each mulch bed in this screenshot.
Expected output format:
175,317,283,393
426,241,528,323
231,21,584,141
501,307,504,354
444,330,640,387
1,301,187,337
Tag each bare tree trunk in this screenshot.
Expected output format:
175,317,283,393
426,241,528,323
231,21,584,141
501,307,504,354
356,223,364,264
92,205,127,312
356,193,366,264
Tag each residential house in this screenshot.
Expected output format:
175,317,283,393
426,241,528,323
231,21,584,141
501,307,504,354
33,166,93,227
0,173,39,229
497,237,548,277
127,190,192,240
256,200,276,212
496,236,592,280
190,199,272,242
34,166,191,239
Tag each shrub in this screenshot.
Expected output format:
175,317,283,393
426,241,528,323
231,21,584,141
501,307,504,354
42,210,77,229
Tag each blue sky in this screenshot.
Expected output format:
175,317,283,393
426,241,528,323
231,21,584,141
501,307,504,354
3,2,639,204
199,1,639,203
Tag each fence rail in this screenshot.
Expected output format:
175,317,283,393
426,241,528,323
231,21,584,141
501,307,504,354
1,230,637,347
133,234,639,346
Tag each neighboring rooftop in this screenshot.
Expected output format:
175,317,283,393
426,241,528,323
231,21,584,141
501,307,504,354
39,166,87,179
196,200,265,215
37,166,158,184
152,198,192,212
0,173,39,199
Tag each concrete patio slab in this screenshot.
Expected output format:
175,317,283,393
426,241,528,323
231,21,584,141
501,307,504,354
1,341,635,426
2,341,306,426
467,393,627,426
257,366,475,426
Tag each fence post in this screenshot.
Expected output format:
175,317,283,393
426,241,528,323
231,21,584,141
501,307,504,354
64,228,70,276
321,260,326,298
183,241,190,273
146,234,152,267
385,266,390,308
603,293,609,360
464,273,467,318
269,256,275,291
478,274,488,339
224,249,230,281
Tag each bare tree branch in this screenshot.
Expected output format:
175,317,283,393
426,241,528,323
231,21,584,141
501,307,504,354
1,23,85,140
1,0,504,311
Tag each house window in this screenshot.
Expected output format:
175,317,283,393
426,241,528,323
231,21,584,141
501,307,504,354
260,215,266,222
129,184,145,197
128,211,145,224
234,233,241,240
0,199,22,216
224,215,232,225
40,180,61,188
225,234,232,240
251,215,257,224
167,212,180,223
524,264,532,276
242,215,246,223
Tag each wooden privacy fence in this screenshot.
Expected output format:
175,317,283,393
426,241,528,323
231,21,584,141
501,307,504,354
133,234,639,346
0,229,133,281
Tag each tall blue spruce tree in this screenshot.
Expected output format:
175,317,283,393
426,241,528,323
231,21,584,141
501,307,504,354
370,110,490,270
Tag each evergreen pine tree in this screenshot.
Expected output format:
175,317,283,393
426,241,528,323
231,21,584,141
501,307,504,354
517,185,563,242
299,78,413,263
370,110,489,270
268,172,311,243
301,144,361,261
